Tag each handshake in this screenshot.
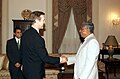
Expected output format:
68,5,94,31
60,55,68,63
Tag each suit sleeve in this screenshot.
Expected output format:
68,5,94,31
6,40,21,65
34,37,60,65
6,40,15,64
67,56,76,65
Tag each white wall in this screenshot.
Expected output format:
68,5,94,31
92,0,99,40
2,0,52,53
8,0,46,38
2,0,8,54
98,0,120,47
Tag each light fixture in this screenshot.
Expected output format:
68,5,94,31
105,35,118,60
112,17,120,25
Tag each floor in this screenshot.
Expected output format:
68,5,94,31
98,61,120,79
104,73,120,79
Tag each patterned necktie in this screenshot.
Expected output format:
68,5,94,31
18,39,20,49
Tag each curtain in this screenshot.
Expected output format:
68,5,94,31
52,0,92,53
52,0,72,53
59,9,80,53
73,0,87,32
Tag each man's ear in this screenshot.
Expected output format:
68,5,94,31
35,19,38,23
35,19,40,23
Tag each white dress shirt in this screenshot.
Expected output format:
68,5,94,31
31,25,39,33
15,37,20,44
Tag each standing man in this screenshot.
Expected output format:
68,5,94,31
20,11,67,79
6,27,24,79
67,22,100,79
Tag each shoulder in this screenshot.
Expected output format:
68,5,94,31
87,39,99,50
87,34,98,43
89,38,99,45
85,35,99,46
22,27,36,36
7,38,15,42
6,38,15,46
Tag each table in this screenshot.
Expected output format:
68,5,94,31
101,58,120,79
99,48,120,60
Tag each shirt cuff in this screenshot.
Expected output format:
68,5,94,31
60,57,62,63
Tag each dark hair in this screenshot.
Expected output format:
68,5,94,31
14,27,22,33
30,11,45,21
82,22,94,33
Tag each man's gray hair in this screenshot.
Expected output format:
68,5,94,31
82,22,94,33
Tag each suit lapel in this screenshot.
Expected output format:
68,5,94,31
13,38,19,50
76,34,95,56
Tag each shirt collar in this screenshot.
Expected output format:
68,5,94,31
31,25,39,33
84,33,94,41
15,37,20,43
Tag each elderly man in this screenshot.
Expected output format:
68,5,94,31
67,22,100,79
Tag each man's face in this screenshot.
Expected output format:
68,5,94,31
14,29,22,39
79,26,90,38
35,15,45,29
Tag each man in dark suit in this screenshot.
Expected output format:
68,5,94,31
6,27,24,79
20,11,67,79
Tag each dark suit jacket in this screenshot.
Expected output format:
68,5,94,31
6,38,24,79
21,27,60,79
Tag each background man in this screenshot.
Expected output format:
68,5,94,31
6,27,24,79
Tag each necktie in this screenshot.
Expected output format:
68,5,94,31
18,39,20,49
